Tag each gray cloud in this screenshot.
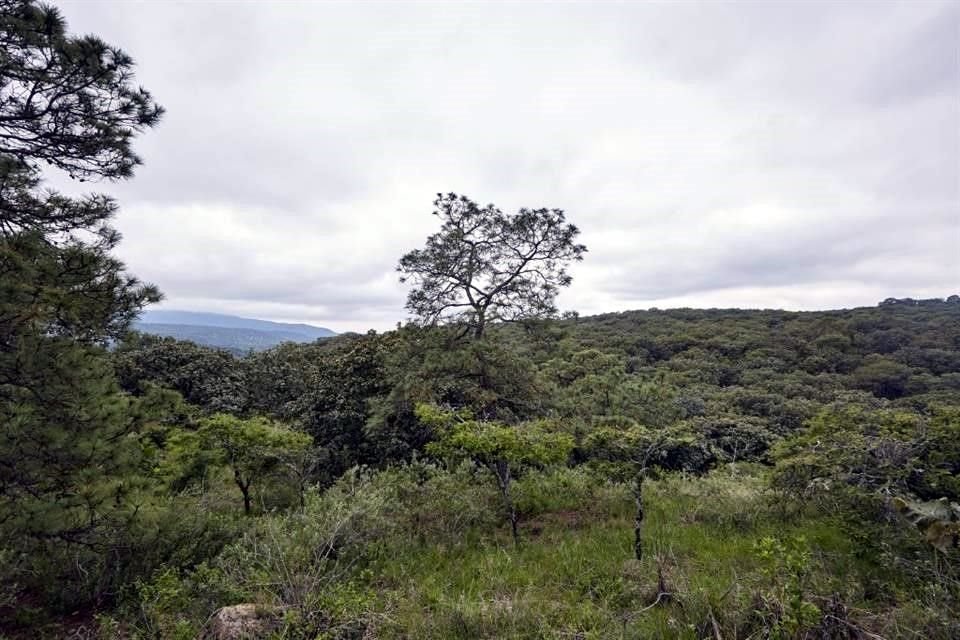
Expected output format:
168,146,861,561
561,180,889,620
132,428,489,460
55,0,959,331
860,2,960,106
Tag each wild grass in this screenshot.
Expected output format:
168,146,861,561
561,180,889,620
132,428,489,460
352,465,941,639
112,463,957,639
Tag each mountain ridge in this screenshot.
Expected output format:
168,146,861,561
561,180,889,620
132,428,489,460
135,310,337,353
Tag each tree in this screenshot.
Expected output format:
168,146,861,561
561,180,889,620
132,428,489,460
0,338,159,544
0,0,163,606
771,403,960,507
398,193,586,339
585,423,714,561
113,334,247,414
418,403,573,544
165,414,312,515
850,355,912,399
291,332,392,480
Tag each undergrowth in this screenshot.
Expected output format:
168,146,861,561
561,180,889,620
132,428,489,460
92,463,960,640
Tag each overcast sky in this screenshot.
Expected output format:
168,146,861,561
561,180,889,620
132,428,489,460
58,0,958,333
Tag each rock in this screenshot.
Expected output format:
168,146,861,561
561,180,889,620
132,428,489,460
207,604,280,639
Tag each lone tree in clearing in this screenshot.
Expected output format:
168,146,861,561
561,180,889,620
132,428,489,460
398,193,586,338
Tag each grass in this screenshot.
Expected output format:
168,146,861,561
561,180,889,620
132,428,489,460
354,466,886,639
74,464,956,639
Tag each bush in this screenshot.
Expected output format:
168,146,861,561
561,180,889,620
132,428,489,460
513,466,630,521
375,461,502,544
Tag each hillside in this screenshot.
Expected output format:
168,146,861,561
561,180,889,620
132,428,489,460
135,310,337,353
8,297,960,638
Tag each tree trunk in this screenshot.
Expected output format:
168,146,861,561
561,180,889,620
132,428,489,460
633,470,645,561
235,470,252,515
492,459,518,545
474,306,486,339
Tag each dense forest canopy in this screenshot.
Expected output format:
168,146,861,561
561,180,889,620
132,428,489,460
0,1,957,639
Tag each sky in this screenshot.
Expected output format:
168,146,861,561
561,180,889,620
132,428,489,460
57,0,959,333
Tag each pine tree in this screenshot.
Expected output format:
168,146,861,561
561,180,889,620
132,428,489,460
0,0,163,605
398,193,586,339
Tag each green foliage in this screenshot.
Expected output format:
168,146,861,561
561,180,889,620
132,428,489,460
851,354,913,399
73,460,958,639
291,332,392,478
164,414,311,514
422,406,573,470
0,341,141,541
687,414,777,463
198,470,394,637
421,403,574,544
113,334,247,414
770,401,960,509
398,193,586,338
127,559,247,640
8,297,955,632
584,422,717,479
0,332,191,612
0,0,163,180
512,466,631,522
373,461,503,544
753,536,822,639
242,339,335,418
0,226,159,342
542,349,683,428
0,0,166,621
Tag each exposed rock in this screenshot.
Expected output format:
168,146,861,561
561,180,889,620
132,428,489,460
893,496,960,553
207,604,280,640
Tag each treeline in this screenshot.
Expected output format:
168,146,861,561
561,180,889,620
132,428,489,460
115,299,960,485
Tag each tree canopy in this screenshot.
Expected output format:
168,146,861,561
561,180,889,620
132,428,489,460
0,0,163,180
398,193,586,338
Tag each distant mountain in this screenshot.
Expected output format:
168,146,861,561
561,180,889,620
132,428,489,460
135,310,337,353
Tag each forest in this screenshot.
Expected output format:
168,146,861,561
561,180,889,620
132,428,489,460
1,2,958,639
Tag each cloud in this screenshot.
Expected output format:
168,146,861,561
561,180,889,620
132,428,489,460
55,0,959,331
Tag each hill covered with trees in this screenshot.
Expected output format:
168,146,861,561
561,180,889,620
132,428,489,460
8,296,959,638
135,311,337,354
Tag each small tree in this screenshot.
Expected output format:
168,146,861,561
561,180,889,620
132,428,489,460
585,424,713,560
398,193,586,339
418,404,573,544
166,414,311,515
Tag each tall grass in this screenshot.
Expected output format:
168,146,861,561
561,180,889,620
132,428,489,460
120,463,957,639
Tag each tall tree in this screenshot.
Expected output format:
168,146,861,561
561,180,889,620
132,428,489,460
0,0,162,337
398,193,586,338
0,0,163,605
